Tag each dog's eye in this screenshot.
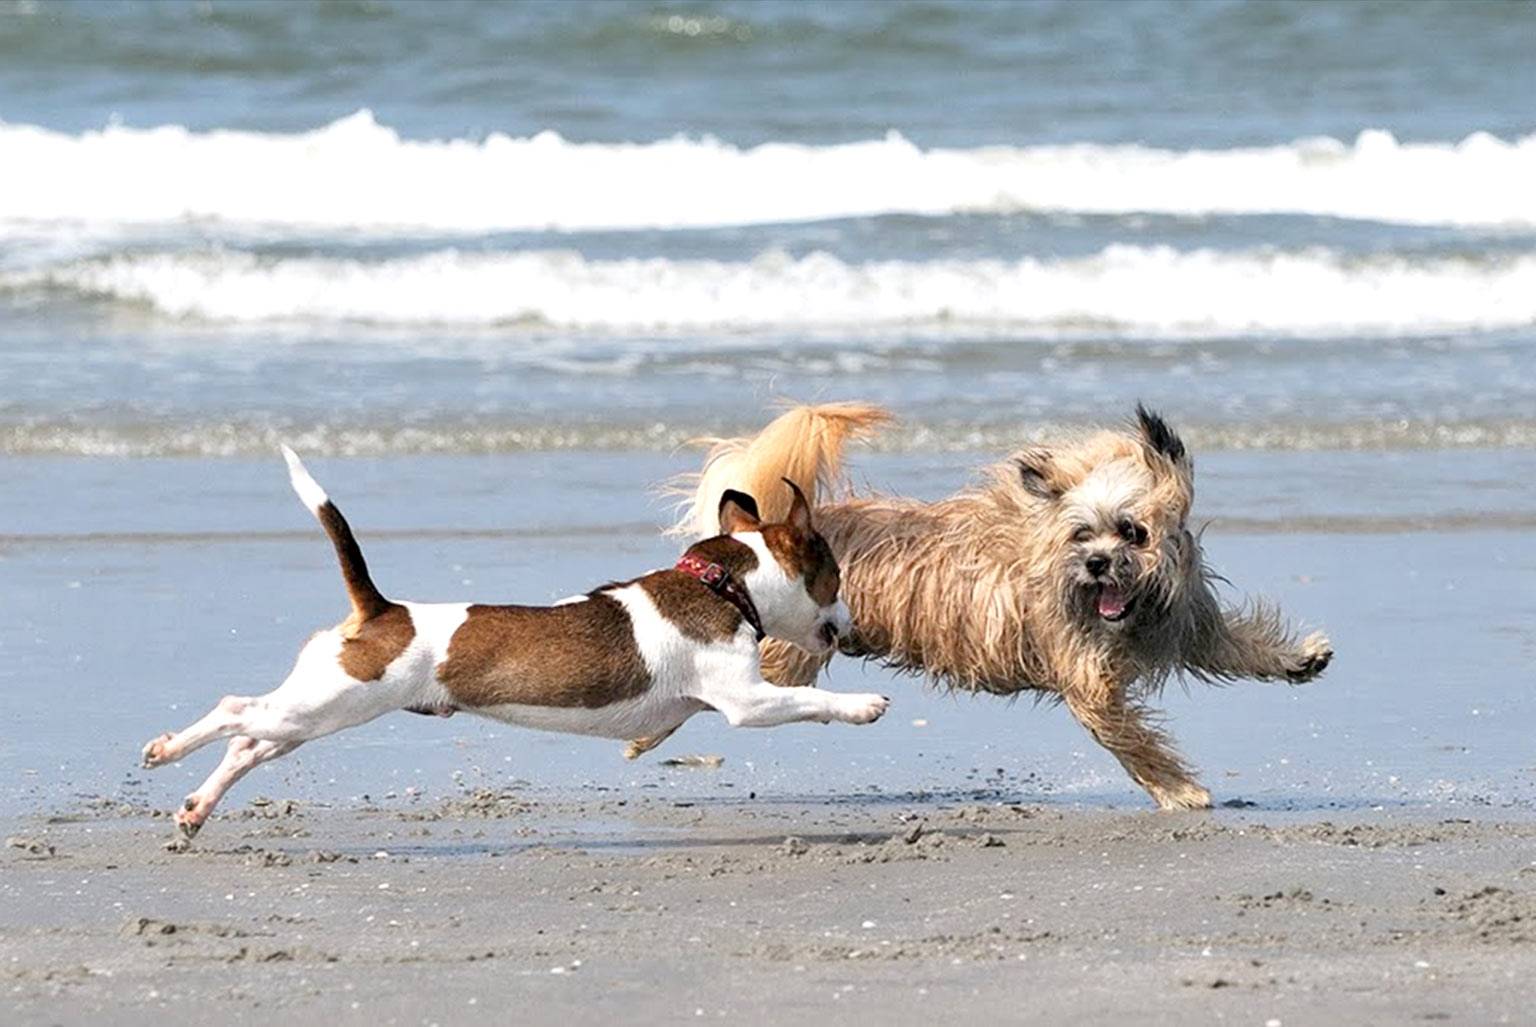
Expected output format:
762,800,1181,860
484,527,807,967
1072,527,1094,543
1118,520,1148,546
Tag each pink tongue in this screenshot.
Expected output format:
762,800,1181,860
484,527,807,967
1097,584,1127,618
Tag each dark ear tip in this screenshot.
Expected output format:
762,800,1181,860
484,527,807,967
780,478,813,528
1134,402,1186,462
1015,449,1059,500
719,489,761,521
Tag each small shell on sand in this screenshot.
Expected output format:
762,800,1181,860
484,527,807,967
659,754,725,769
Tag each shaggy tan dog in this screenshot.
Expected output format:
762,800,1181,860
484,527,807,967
659,403,1333,810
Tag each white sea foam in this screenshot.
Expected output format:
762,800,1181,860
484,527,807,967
1,110,1535,231
9,417,1536,459
10,245,1536,337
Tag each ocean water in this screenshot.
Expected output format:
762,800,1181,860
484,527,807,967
1,1,1534,817
1,0,1534,454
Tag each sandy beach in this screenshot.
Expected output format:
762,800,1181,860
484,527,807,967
6,792,1536,1025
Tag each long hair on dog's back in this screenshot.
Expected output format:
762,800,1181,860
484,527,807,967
666,403,1332,810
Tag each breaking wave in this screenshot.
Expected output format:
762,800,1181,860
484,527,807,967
2,111,1534,232
10,244,1536,337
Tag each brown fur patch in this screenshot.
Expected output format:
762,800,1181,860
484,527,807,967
684,534,760,578
436,594,649,709
316,500,392,621
761,523,840,606
337,603,414,681
640,572,748,643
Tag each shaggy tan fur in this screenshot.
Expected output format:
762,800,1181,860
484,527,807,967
663,404,1333,810
670,402,893,539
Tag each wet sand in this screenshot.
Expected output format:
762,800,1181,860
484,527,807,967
5,792,1536,1025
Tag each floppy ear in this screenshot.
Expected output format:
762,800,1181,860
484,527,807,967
718,489,762,533
1014,448,1063,501
1135,404,1188,465
782,478,814,534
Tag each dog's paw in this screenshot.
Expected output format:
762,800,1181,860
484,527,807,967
1284,632,1333,683
141,733,176,769
836,693,890,725
1151,781,1212,811
172,795,208,843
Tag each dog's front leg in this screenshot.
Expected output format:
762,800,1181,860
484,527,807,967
701,678,889,728
1062,684,1210,811
1188,599,1333,684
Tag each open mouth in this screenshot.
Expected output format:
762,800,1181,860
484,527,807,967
1094,582,1133,622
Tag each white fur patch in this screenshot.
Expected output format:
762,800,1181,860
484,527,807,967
281,445,329,514
1066,460,1147,526
476,693,706,740
735,531,834,654
608,583,696,678
390,601,471,707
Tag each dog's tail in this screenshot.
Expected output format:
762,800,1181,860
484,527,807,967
666,402,893,537
281,445,393,624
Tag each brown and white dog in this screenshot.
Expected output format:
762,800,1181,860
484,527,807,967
141,448,884,846
666,403,1333,811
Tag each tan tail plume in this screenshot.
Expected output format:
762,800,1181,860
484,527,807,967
666,402,893,537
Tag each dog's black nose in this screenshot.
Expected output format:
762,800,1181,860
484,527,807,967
1085,554,1109,576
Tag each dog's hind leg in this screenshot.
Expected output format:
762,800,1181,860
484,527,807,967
1062,685,1210,811
141,686,312,768
624,725,681,760
170,736,301,848
1188,599,1333,685
141,694,260,768
142,633,413,769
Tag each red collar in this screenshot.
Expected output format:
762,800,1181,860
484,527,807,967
674,553,765,642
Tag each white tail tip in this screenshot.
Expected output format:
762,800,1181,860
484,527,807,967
281,444,328,513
